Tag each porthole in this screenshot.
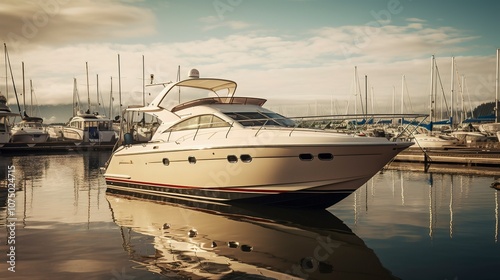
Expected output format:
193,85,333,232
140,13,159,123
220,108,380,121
240,154,252,163
299,153,314,161
162,158,170,166
227,155,238,163
318,153,333,161
188,156,196,164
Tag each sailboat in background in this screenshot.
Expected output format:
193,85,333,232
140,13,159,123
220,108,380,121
61,63,115,144
478,49,500,141
3,45,50,144
407,57,459,148
10,72,50,143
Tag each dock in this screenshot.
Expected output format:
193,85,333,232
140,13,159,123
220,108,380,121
391,143,500,174
0,140,115,154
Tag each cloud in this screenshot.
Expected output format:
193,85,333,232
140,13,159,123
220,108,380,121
0,0,155,52
199,16,251,31
0,14,495,122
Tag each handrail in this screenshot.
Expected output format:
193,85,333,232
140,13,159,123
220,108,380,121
117,113,429,145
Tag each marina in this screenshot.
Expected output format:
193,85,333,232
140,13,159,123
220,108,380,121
2,0,500,279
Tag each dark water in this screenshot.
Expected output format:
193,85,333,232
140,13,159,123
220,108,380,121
0,152,499,279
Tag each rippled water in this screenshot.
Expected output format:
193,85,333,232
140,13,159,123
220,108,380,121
0,152,499,279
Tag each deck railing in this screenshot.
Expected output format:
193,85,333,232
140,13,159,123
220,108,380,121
120,113,428,147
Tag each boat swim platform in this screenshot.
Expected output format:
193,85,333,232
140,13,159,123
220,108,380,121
0,140,115,154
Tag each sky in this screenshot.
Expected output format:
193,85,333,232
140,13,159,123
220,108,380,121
0,0,499,123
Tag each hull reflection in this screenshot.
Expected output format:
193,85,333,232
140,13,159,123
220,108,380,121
106,191,396,279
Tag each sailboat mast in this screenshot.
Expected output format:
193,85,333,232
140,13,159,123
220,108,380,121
461,75,465,123
109,76,113,119
30,79,33,116
86,62,91,113
496,48,499,123
118,54,122,116
96,74,100,115
4,43,22,117
354,66,358,115
429,55,435,123
22,61,26,117
4,44,8,101
401,75,404,125
73,78,77,116
450,56,455,126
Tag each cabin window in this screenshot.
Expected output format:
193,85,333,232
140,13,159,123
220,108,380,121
318,153,334,161
188,156,197,164
99,121,111,131
168,114,230,132
240,154,252,163
162,158,170,166
223,112,295,127
227,155,238,163
299,154,314,161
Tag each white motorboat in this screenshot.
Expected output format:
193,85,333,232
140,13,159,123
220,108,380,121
104,70,413,208
106,192,396,279
0,95,18,145
10,116,50,143
63,113,116,143
412,133,459,149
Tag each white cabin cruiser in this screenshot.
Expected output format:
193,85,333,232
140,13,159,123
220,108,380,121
104,70,413,208
63,113,116,143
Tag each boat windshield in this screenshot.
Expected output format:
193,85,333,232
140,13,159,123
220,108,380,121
223,112,296,127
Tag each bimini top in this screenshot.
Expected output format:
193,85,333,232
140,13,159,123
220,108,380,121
149,69,238,108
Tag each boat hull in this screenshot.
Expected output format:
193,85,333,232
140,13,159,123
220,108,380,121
10,131,50,143
105,139,410,208
63,127,115,143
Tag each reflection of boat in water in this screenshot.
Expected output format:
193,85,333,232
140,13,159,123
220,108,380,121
106,191,396,279
104,69,413,209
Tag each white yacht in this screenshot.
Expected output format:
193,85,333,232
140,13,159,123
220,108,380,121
0,95,17,145
10,116,50,143
63,113,116,143
104,70,413,208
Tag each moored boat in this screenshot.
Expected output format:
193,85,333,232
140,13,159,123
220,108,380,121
0,95,17,145
10,116,50,143
412,132,459,149
62,113,116,143
104,70,414,209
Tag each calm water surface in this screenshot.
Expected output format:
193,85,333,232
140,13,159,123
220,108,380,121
0,152,499,279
